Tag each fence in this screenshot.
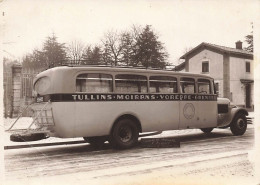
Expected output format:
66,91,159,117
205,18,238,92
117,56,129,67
21,73,36,99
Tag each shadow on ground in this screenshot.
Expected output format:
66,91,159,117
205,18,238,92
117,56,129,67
5,129,237,158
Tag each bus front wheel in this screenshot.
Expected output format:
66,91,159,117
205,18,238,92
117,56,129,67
110,119,139,149
230,113,247,136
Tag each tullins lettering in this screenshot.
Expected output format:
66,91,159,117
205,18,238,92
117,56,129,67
72,94,112,101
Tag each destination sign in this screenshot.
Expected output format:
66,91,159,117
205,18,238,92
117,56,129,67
37,93,218,102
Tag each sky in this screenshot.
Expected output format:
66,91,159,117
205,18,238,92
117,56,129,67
1,0,259,66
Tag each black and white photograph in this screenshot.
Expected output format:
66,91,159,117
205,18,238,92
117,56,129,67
1,0,260,184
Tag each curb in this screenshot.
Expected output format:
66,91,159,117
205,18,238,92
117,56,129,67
4,140,86,150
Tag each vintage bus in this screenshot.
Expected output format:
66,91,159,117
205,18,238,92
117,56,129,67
7,66,248,149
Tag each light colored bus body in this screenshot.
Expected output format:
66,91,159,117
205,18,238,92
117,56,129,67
32,66,218,138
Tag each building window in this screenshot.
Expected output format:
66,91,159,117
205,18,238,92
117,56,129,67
246,62,250,73
202,61,209,73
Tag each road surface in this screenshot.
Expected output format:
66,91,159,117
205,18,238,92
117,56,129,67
4,125,257,185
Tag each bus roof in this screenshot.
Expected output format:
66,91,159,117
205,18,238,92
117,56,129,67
37,65,214,79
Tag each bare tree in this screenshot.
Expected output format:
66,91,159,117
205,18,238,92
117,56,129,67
66,40,85,65
120,31,134,66
101,31,124,66
131,24,142,42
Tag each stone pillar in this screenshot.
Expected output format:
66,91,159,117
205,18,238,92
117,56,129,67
223,53,231,100
11,64,22,118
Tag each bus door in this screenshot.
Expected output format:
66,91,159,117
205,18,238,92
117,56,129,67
179,77,217,129
195,78,217,128
179,77,199,129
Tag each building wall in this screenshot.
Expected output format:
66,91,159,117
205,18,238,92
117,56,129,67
229,57,254,81
185,49,253,108
229,57,254,106
187,49,224,96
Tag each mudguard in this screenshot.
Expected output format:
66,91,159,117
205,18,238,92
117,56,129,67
217,106,248,128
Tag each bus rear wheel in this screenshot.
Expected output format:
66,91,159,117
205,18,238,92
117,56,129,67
230,113,247,136
110,119,139,149
200,128,214,133
83,136,106,147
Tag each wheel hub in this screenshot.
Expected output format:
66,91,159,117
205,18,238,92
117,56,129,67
237,118,245,129
119,126,132,142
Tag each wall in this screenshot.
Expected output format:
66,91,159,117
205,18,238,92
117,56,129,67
229,57,254,106
187,49,224,96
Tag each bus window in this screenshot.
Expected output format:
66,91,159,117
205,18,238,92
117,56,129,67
198,79,211,94
115,74,147,93
180,77,195,94
149,76,177,93
214,82,219,96
76,73,113,93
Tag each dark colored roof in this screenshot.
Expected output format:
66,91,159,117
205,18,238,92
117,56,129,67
180,42,253,59
173,62,185,71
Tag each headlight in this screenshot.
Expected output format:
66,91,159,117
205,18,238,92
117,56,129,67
34,77,51,95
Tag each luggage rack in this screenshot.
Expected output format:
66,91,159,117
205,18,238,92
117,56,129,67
5,101,54,135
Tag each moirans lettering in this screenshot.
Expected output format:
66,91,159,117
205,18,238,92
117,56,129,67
117,95,124,100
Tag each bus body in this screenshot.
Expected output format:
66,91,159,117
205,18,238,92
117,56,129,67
21,66,248,148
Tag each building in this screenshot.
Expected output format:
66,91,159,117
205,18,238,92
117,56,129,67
175,41,253,109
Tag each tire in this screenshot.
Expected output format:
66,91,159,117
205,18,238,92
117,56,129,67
230,113,247,136
10,133,47,142
200,128,214,133
109,119,139,149
83,136,106,147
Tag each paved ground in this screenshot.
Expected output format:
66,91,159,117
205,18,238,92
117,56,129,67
4,121,258,185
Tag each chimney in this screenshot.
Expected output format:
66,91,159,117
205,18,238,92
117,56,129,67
235,40,242,49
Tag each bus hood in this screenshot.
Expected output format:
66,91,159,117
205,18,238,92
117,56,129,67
217,97,230,105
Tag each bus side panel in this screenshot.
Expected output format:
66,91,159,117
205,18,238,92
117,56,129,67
196,101,218,128
52,101,179,138
52,102,77,138
179,101,217,129
125,101,180,132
